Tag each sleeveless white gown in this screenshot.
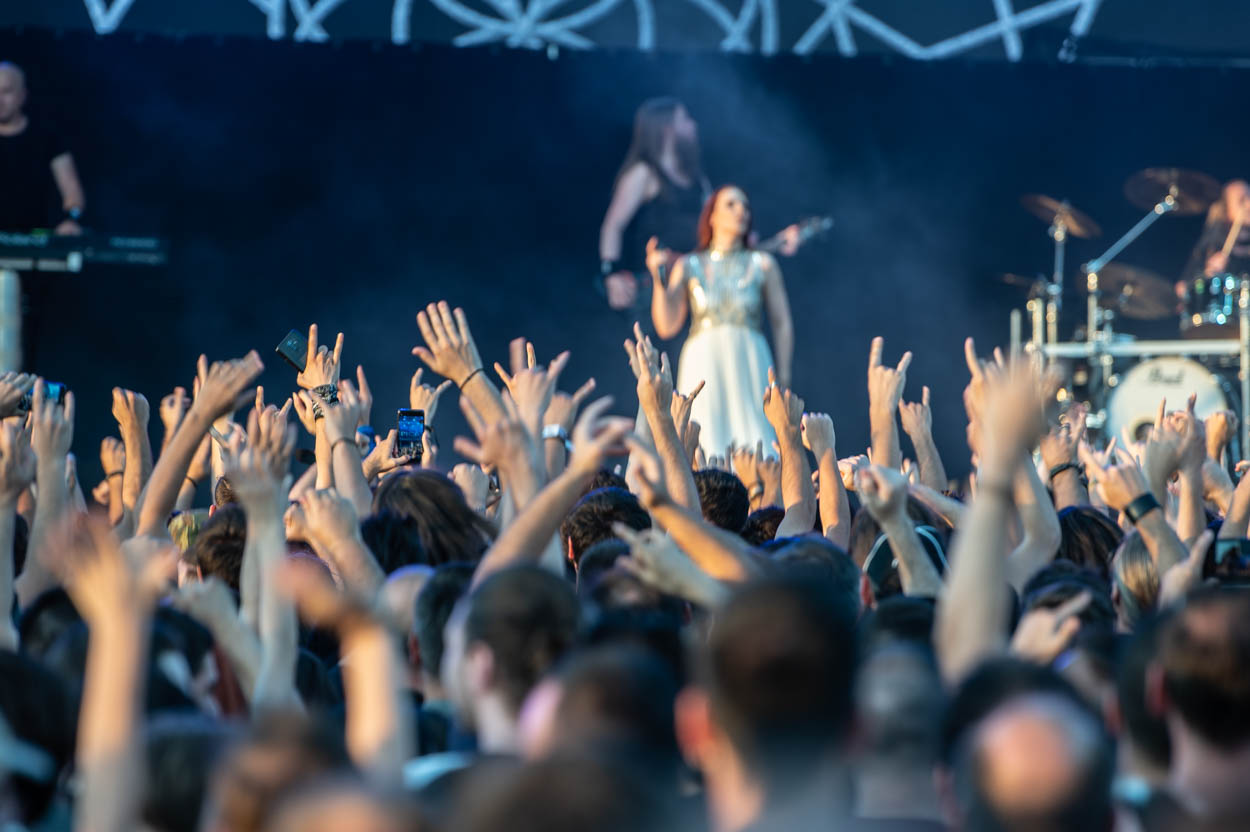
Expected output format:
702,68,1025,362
674,248,777,457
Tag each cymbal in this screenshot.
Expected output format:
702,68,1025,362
1094,263,1176,320
1020,194,1102,238
1000,272,1043,289
1123,168,1222,216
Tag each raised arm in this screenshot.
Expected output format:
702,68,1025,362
0,422,34,648
16,383,75,607
867,337,911,471
315,381,375,518
629,326,700,514
899,385,948,492
857,464,944,597
413,301,506,428
764,374,816,538
1039,403,1090,511
651,250,690,341
760,253,794,388
111,388,153,512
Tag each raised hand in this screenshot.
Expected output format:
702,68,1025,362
1159,530,1215,607
1040,403,1087,471
762,367,804,438
801,412,836,461
450,463,491,512
0,372,34,418
363,429,413,481
629,327,674,420
1078,445,1152,512
413,301,485,387
312,380,365,445
1206,410,1238,462
493,339,570,438
545,377,597,435
454,396,538,475
111,387,150,435
297,488,360,549
1010,591,1092,665
171,576,241,634
193,352,264,421
731,441,762,492
567,397,633,480
220,409,297,511
100,437,125,477
296,323,344,391
670,380,704,445
50,518,174,625
158,386,190,447
855,464,909,524
29,381,74,465
614,522,726,606
868,336,912,415
0,422,35,504
624,434,669,509
409,368,454,425
290,390,319,436
354,366,374,428
898,385,932,439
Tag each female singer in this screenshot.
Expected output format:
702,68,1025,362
649,184,794,456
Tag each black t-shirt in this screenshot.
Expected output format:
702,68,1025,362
0,120,67,231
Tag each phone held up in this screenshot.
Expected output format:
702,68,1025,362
274,329,309,372
17,380,67,413
395,409,425,462
1205,538,1250,588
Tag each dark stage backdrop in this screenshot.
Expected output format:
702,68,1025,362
0,28,1241,485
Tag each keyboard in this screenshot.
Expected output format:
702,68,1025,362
0,231,168,272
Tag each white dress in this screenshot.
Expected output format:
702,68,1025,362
675,248,777,457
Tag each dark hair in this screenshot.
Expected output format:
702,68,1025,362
1021,561,1116,633
373,470,496,566
954,695,1114,832
213,476,236,508
549,645,681,784
560,488,650,568
859,595,937,652
762,534,861,618
576,539,630,596
586,467,628,496
856,643,945,769
740,507,784,546
11,512,27,579
939,657,1089,766
1159,589,1250,749
696,185,753,251
1111,531,1158,629
616,97,696,185
693,469,749,533
360,510,428,573
16,587,81,660
414,562,477,679
187,504,247,591
848,499,950,600
699,579,858,796
144,713,239,832
580,606,687,688
464,566,580,712
1056,506,1123,580
1116,615,1171,770
0,650,76,823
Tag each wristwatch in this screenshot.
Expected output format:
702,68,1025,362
542,424,573,453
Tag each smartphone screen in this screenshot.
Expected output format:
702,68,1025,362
274,330,309,372
1206,538,1250,585
43,381,66,404
395,409,425,459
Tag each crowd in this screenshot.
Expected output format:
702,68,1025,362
0,299,1248,832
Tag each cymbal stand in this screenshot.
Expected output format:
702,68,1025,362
1046,213,1068,345
1080,189,1179,417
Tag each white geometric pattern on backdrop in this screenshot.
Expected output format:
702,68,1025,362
79,0,1105,59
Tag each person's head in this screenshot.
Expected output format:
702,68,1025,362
373,471,496,565
849,498,949,602
360,510,428,573
677,579,858,806
693,469,749,533
1022,562,1116,633
0,63,26,124
763,534,864,617
855,643,945,777
575,538,629,597
740,506,784,546
413,562,476,698
1056,506,1123,579
1153,589,1250,751
1221,180,1250,223
697,185,752,250
381,564,433,639
559,488,650,570
201,711,350,832
187,504,247,591
519,644,681,787
0,650,75,824
1114,615,1171,774
585,467,628,496
954,694,1114,832
16,587,80,660
1111,531,1158,631
618,97,700,183
262,777,421,832
143,713,239,832
213,476,236,509
859,595,937,652
442,566,581,735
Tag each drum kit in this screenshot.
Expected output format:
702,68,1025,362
1007,167,1250,458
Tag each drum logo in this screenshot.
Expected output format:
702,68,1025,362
1146,368,1185,385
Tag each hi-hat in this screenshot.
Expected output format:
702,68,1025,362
1020,194,1102,238
1124,168,1222,216
1094,263,1176,320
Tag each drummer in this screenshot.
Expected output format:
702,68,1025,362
1182,179,1250,283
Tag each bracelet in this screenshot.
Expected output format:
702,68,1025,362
106,470,123,479
1123,492,1162,525
330,437,357,455
748,484,764,500
459,367,484,390
1049,462,1080,481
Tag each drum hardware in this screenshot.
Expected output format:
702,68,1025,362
1021,196,1102,350
1123,168,1222,216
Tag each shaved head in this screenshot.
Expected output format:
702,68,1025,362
0,61,26,124
0,62,24,87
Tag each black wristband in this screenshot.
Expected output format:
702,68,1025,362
1049,462,1080,481
1123,492,1162,525
459,367,484,390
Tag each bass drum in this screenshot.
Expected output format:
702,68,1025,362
1106,356,1236,443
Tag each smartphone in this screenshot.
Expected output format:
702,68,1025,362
274,329,309,372
1205,538,1250,586
16,380,66,413
395,409,425,460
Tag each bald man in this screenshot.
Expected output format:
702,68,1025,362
955,693,1115,831
0,62,85,234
